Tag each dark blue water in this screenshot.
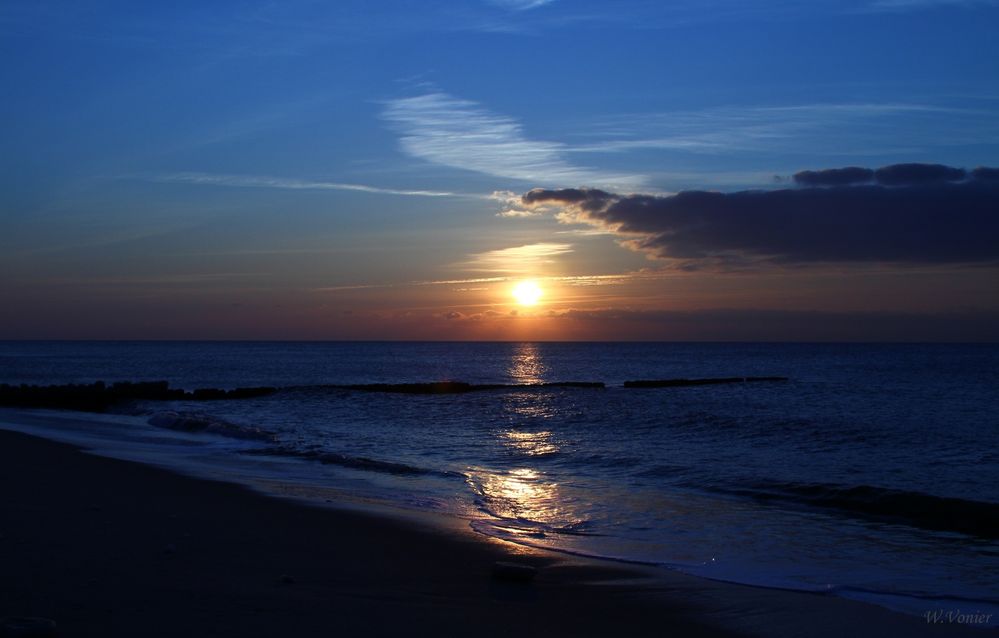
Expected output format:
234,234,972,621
1,341,997,620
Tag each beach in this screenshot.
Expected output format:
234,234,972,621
5,0,999,629
1,425,990,637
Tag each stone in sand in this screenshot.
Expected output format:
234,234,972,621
491,561,537,583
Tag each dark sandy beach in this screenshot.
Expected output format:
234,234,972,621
0,426,990,637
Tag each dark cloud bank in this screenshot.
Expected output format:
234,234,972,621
558,308,999,342
522,163,999,266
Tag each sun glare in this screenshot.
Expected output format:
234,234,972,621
512,280,543,306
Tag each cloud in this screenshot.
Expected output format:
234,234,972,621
497,208,545,218
973,167,999,181
873,163,967,185
792,163,969,187
550,307,999,342
491,190,545,217
518,163,999,267
313,276,509,293
567,103,999,159
868,0,999,11
147,172,487,199
487,0,555,9
401,306,999,342
792,167,875,187
381,92,642,189
462,242,574,274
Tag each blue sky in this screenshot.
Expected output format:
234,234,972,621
2,0,998,339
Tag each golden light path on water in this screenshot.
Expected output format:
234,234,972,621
503,430,558,456
508,341,547,384
466,344,588,535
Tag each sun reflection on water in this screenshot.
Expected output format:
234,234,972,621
468,467,565,525
507,342,548,385
503,393,559,420
465,342,588,534
502,430,558,456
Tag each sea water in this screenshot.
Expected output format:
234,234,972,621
1,341,997,622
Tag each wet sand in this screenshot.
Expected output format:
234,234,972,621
0,427,989,637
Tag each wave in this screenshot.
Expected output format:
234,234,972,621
470,515,714,572
623,376,788,388
241,445,463,480
147,411,277,443
469,512,600,540
635,463,692,478
470,516,999,625
716,480,999,539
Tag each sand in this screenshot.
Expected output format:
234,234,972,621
0,426,990,637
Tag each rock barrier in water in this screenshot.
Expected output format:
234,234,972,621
340,381,605,394
0,381,277,412
0,376,790,412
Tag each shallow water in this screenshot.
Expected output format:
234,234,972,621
2,341,997,622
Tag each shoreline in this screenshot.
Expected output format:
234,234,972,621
0,425,993,636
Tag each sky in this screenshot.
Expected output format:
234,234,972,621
1,0,998,340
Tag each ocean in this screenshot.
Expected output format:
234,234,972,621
1,341,997,622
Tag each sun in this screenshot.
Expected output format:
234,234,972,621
511,280,543,306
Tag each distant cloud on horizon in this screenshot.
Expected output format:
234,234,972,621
514,163,999,268
381,305,999,342
548,306,999,341
791,162,989,186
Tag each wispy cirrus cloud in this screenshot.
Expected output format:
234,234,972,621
314,277,508,293
461,242,574,274
143,172,491,199
867,0,998,10
487,0,556,10
381,92,643,189
569,102,999,157
313,272,648,295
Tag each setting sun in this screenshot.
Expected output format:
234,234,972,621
511,280,543,306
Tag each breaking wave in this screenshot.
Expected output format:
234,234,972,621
714,480,999,539
148,411,277,443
